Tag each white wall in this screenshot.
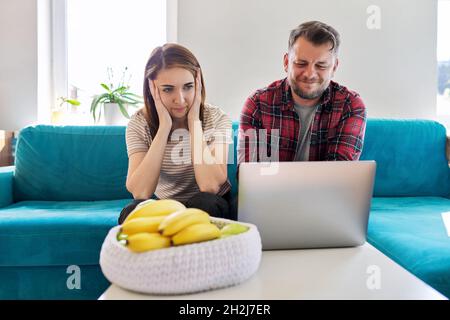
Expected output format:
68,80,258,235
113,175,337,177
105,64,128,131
177,0,438,121
0,0,443,130
0,0,38,131
37,0,52,125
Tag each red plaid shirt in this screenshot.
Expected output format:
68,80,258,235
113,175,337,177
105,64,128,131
238,78,366,163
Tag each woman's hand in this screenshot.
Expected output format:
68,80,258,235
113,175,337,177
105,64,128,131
150,80,172,133
188,71,202,129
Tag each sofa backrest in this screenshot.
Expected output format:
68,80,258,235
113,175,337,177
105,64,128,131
13,119,450,201
360,119,450,197
14,125,132,201
231,119,450,197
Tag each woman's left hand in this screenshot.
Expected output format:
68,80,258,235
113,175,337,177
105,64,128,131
188,70,202,126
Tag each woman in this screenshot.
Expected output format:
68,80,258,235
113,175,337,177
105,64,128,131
118,43,233,224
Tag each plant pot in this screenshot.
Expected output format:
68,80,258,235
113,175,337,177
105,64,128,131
51,110,65,125
103,103,129,126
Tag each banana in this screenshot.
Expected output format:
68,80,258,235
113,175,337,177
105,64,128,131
123,232,171,253
135,199,156,210
172,223,221,246
124,199,186,223
158,208,211,236
120,216,166,235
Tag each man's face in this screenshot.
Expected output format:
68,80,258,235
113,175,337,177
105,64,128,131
284,36,338,102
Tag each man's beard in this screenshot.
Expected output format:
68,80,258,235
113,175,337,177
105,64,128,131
290,78,329,100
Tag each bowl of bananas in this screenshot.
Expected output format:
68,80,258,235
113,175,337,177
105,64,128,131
99,199,262,295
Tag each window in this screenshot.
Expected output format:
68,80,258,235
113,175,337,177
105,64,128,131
53,0,168,124
437,0,450,116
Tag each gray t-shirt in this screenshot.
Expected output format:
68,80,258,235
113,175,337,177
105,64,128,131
293,103,318,161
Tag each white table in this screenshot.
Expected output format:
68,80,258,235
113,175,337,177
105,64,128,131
99,243,446,300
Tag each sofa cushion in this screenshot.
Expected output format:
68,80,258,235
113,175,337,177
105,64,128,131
360,119,450,197
368,197,450,298
0,199,130,267
14,125,132,201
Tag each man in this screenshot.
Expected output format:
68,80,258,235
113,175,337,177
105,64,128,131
238,21,366,163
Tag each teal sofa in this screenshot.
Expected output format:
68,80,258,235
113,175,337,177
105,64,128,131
0,119,449,299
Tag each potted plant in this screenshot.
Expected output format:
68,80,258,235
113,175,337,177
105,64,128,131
51,96,81,124
90,67,143,125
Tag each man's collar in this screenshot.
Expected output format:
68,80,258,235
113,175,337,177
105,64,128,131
281,78,333,111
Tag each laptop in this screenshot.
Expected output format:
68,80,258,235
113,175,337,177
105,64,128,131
237,161,376,250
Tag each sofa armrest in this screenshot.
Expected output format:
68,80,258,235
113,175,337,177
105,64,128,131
0,166,14,208
447,136,450,166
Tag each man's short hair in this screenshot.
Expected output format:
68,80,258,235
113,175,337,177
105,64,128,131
288,21,340,55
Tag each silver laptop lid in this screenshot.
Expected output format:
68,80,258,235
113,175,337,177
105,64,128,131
237,161,376,250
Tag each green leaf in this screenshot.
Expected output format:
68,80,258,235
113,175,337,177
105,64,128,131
90,96,101,122
65,99,81,106
98,102,102,122
107,93,117,103
101,83,111,93
118,95,140,104
117,100,130,119
91,93,109,123
114,86,128,93
121,93,144,103
122,92,144,99
106,94,116,103
98,96,110,104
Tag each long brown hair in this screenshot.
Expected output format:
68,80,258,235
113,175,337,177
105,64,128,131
143,43,206,139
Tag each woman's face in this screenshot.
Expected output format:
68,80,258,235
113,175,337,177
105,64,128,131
152,67,196,119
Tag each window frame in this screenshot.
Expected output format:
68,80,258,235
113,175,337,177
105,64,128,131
52,0,68,107
437,0,450,118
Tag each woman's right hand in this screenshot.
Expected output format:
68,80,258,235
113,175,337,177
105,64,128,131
150,80,172,133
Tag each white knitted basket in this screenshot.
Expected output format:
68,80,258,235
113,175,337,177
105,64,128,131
99,217,262,295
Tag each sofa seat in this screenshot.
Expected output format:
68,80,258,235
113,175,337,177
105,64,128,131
368,197,450,297
0,199,130,267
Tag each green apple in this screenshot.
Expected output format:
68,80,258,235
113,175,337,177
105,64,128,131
220,223,249,237
116,232,128,242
